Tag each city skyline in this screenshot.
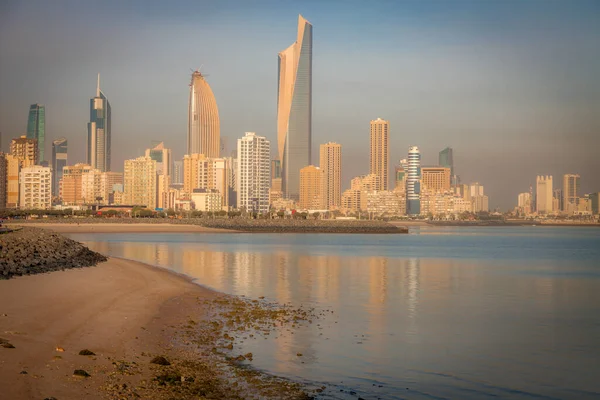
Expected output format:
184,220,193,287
1,1,599,210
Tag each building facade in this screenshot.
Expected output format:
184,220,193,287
536,175,553,214
123,156,157,209
87,74,112,172
277,14,312,201
319,142,341,210
563,174,580,213
438,147,453,176
172,160,183,186
19,166,51,209
191,188,222,212
61,164,93,205
237,132,270,214
369,118,389,191
394,164,406,191
407,146,421,215
11,136,38,166
421,166,451,193
188,70,220,157
26,104,46,163
517,192,532,215
51,138,68,199
5,155,20,208
299,165,323,210
0,153,6,209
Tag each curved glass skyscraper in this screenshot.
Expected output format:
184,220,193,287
188,70,220,158
26,103,45,163
407,146,421,215
277,14,312,201
87,74,111,172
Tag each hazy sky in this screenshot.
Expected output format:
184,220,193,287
1,0,599,210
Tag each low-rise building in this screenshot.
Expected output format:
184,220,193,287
191,188,222,212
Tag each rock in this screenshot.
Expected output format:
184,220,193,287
296,352,303,357
55,346,65,352
1,342,15,348
78,349,95,356
72,369,91,378
19,370,27,374
150,356,171,366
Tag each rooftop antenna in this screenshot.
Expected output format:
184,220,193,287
96,73,100,97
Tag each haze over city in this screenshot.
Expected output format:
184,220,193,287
1,0,599,210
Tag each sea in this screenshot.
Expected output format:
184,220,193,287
70,226,600,400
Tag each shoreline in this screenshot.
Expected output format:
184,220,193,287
3,222,237,234
0,255,319,399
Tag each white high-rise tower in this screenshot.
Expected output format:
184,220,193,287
407,146,421,215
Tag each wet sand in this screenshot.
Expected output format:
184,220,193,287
0,257,216,400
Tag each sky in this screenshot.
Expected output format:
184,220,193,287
1,0,599,210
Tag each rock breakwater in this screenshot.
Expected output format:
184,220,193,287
199,218,408,233
0,227,107,279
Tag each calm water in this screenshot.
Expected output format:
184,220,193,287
71,226,600,399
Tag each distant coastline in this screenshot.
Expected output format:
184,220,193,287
4,217,409,234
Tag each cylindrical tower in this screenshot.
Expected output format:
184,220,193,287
407,146,421,215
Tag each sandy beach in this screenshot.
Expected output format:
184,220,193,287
0,257,216,400
4,222,234,234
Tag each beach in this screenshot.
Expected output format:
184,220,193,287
0,257,213,399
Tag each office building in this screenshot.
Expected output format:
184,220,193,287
145,142,171,176
10,136,38,166
188,70,220,157
191,188,222,212
87,74,112,171
26,104,45,163
299,165,323,210
469,182,489,212
61,164,93,205
563,174,580,213
407,146,421,215
237,132,270,214
320,142,341,210
590,192,599,215
19,165,51,209
5,155,20,208
536,175,553,214
439,147,453,176
277,15,312,200
369,118,389,191
172,160,183,185
123,156,157,209
51,138,68,199
421,166,451,193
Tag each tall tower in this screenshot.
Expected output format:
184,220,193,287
319,142,341,210
407,146,421,215
237,132,270,214
277,14,313,201
26,104,45,163
562,174,580,212
536,175,553,214
51,138,68,199
299,165,323,210
369,118,389,191
188,70,220,158
438,147,453,176
87,74,112,172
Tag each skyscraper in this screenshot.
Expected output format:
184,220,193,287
439,147,453,176
26,104,45,163
563,174,580,212
237,132,270,214
172,161,183,185
188,70,220,158
52,138,68,199
536,175,553,214
299,165,323,210
369,118,389,191
145,141,171,176
407,146,421,215
320,142,341,210
87,74,112,172
277,14,312,201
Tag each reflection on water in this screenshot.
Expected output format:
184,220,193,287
78,230,600,400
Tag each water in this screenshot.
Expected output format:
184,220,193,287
71,226,600,399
